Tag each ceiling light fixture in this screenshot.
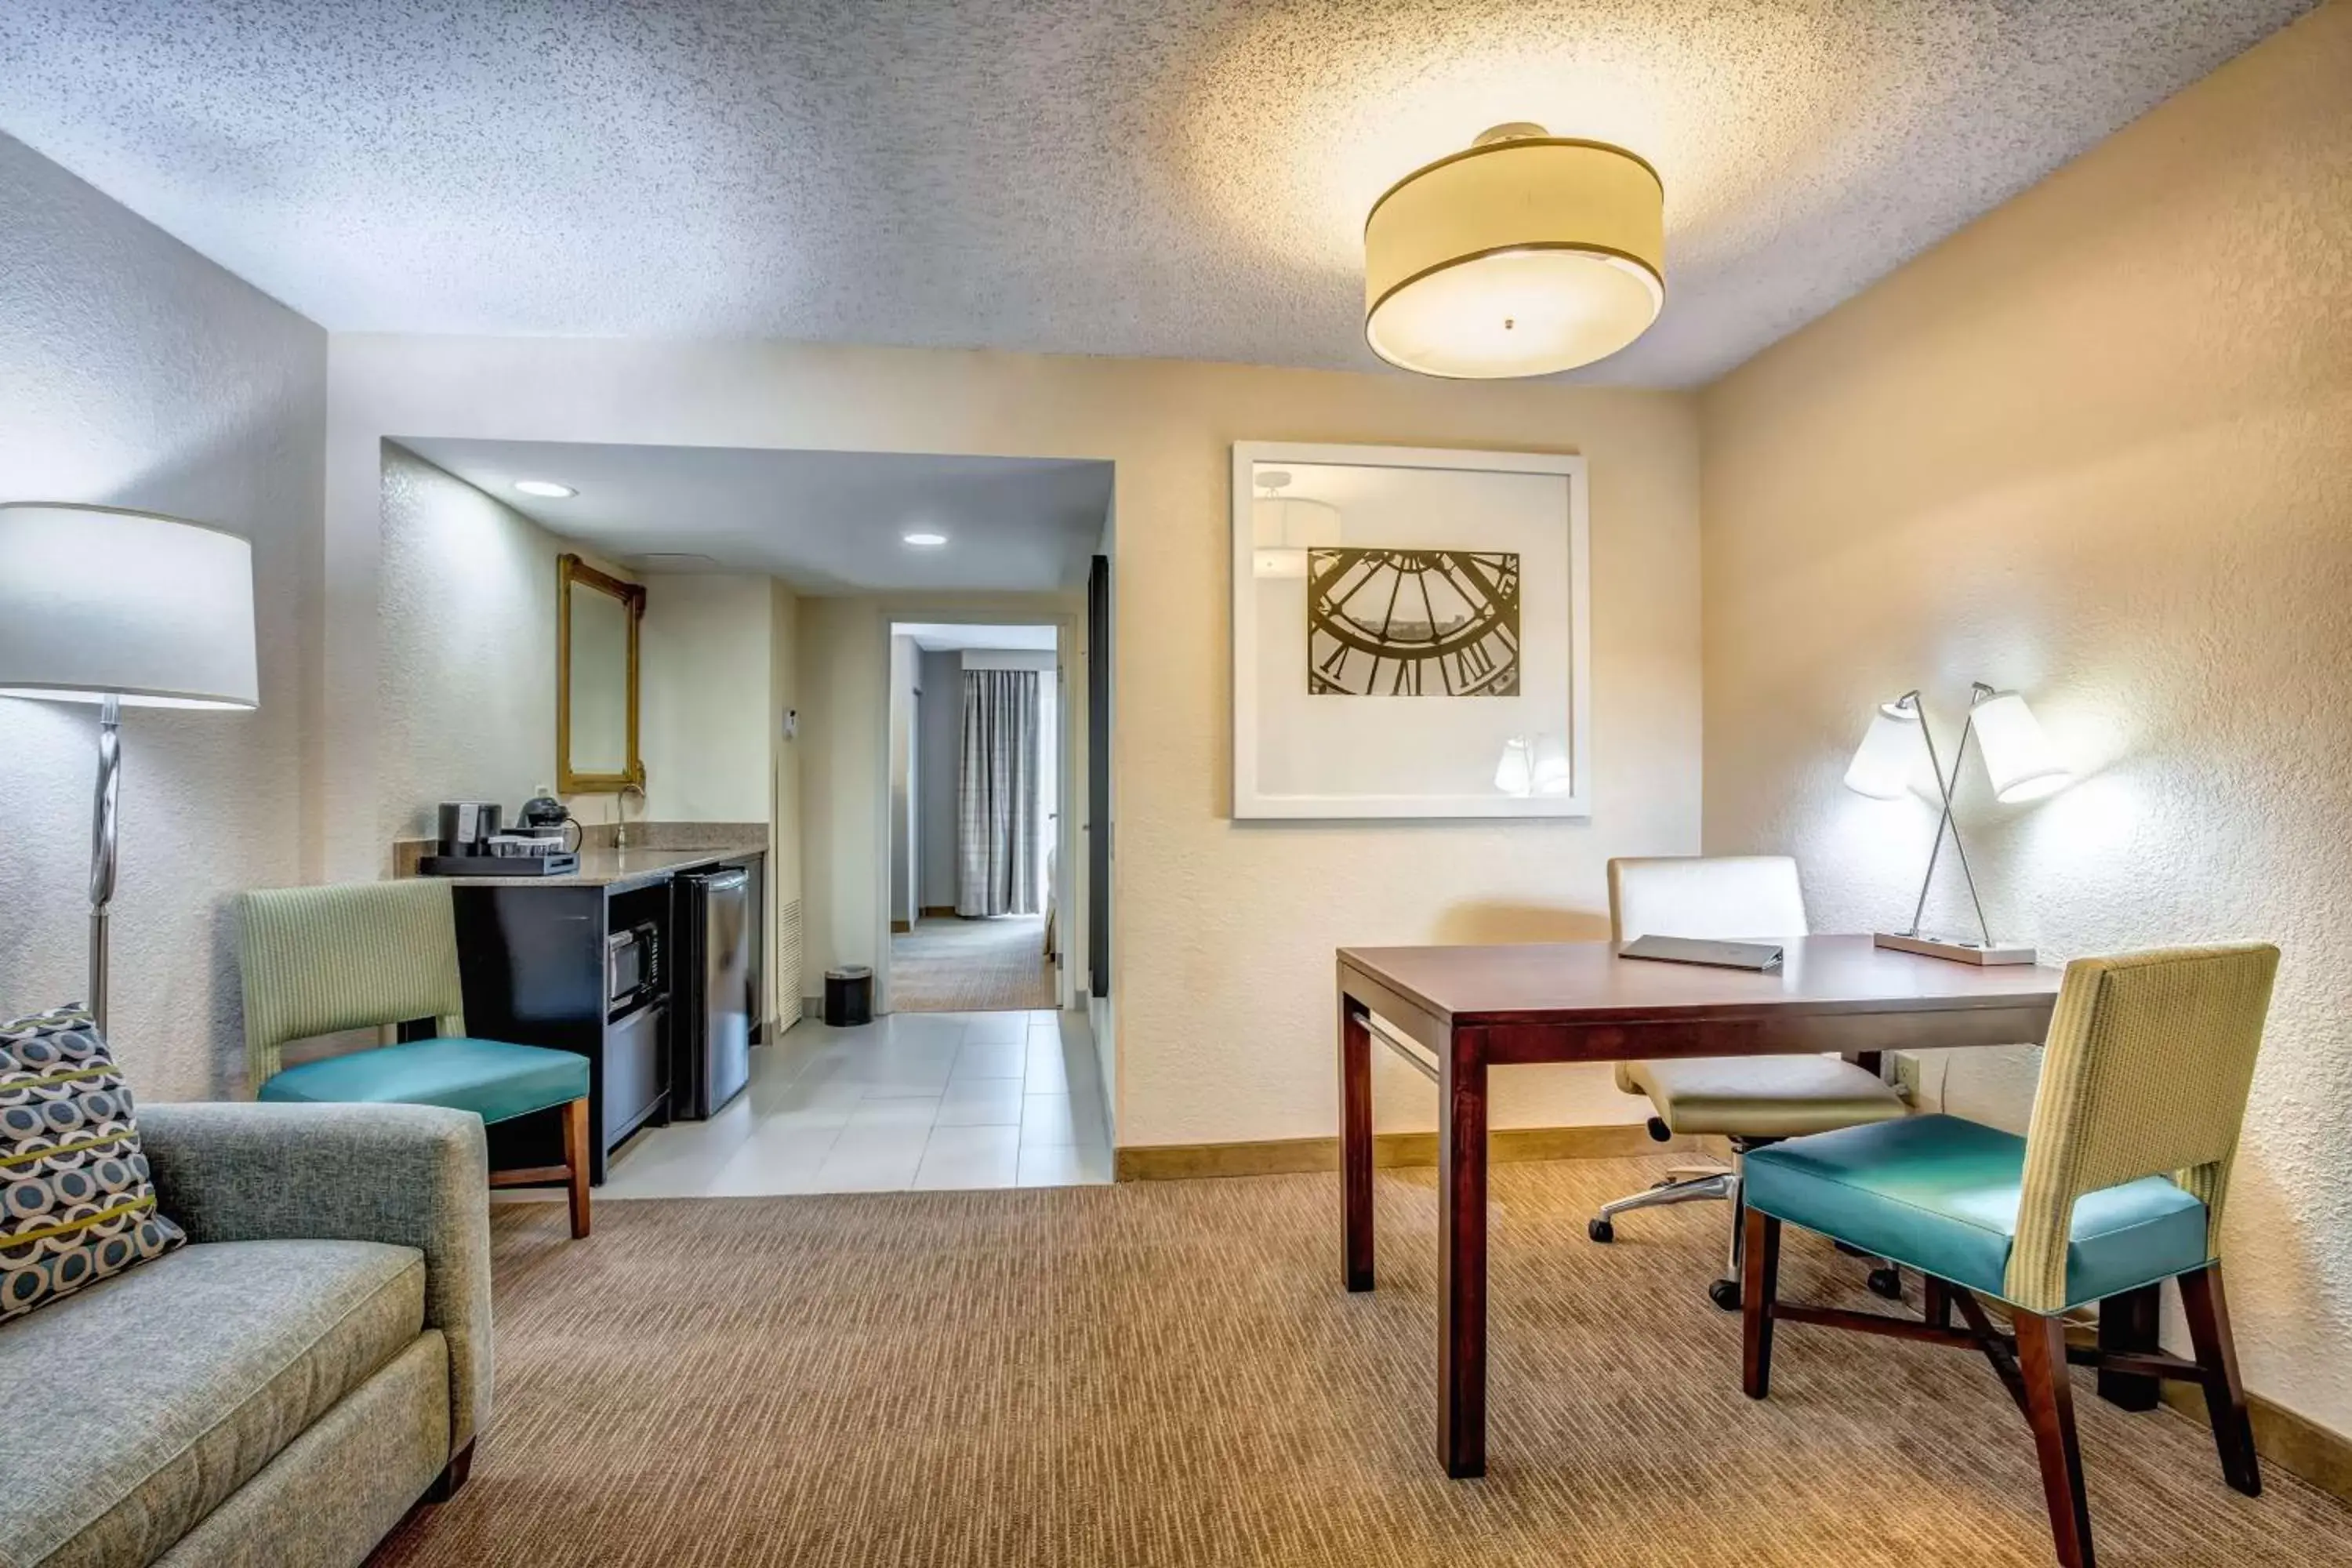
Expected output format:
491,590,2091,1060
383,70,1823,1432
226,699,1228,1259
1250,469,1340,579
513,480,576,499
1363,122,1664,379
902,532,949,548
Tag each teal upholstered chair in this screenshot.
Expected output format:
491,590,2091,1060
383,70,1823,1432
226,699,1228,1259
1737,944,2278,1568
237,880,594,1238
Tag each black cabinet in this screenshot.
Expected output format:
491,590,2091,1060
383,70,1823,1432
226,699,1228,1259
453,883,641,1185
601,1001,668,1150
449,850,766,1185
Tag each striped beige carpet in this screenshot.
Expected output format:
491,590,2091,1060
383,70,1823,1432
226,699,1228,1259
890,915,1055,1012
372,1157,2349,1567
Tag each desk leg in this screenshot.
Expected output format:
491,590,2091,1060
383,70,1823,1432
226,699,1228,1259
1341,995,1374,1292
2097,1283,2161,1410
1439,1024,1488,1479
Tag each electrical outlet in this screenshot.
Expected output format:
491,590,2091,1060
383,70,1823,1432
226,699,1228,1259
1893,1052,1924,1103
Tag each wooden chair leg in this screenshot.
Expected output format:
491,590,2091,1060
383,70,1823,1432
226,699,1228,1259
562,1096,593,1240
2014,1308,2096,1568
1922,1275,1951,1332
2179,1264,2260,1497
1740,1209,1780,1399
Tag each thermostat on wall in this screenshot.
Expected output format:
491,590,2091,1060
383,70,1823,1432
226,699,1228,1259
781,708,798,741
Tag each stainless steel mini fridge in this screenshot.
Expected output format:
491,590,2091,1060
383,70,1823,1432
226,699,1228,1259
670,865,753,1118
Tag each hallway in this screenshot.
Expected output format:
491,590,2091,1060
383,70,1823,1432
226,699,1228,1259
890,914,1056,1012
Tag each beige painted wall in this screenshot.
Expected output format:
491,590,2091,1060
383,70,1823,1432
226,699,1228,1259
322,340,1704,1146
373,445,800,1021
639,569,791,1028
1,132,324,1099
770,579,806,1031
640,572,779,825
377,443,684,847
377,444,566,845
1700,3,2351,1436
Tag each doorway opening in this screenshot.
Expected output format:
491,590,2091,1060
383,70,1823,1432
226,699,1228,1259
887,621,1065,1013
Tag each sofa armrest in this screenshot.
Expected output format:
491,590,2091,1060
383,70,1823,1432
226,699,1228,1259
140,1101,493,1454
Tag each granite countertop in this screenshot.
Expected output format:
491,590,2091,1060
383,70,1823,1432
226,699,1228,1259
435,843,766,891
403,833,766,891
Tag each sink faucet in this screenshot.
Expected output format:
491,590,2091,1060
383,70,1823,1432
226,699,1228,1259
615,782,646,851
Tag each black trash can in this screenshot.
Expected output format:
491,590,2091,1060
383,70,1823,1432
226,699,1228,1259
823,965,874,1028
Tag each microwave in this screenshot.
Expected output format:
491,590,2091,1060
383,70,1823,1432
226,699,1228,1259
606,922,662,1015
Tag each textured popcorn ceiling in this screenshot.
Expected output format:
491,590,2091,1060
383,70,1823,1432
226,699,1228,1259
0,1,2316,387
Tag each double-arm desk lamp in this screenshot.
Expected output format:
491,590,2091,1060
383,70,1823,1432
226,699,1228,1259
1844,682,2069,965
0,503,260,1030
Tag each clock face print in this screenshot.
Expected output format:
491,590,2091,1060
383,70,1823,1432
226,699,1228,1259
1306,549,1520,697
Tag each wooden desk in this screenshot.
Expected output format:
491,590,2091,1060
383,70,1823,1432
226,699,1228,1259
1337,935,2063,1479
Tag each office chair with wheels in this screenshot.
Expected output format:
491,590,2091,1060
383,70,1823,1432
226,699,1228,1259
1591,856,1909,1308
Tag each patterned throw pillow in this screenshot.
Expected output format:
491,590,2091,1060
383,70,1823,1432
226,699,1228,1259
1,1004,185,1319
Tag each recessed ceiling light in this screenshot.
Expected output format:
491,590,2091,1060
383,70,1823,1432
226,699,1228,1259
513,480,576,499
902,532,949,547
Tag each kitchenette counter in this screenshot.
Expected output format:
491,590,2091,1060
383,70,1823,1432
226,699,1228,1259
391,820,768,891
411,820,772,1185
425,842,765,892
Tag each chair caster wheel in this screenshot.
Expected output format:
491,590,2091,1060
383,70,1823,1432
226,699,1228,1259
1867,1267,1904,1301
1708,1278,1741,1312
1588,1218,1614,1244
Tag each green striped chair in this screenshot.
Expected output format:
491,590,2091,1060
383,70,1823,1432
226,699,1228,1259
1736,944,2278,1568
237,880,593,1239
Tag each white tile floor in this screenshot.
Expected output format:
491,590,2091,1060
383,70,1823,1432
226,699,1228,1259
595,1009,1112,1198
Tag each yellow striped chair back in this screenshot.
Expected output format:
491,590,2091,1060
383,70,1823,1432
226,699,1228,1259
237,880,468,1088
2005,943,2279,1312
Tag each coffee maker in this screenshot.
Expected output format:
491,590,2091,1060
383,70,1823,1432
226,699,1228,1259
516,789,583,851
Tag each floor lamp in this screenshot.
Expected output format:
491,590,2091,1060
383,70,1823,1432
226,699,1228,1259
0,503,259,1031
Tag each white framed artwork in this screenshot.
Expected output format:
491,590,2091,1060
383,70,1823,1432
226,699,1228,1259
1231,441,1592,820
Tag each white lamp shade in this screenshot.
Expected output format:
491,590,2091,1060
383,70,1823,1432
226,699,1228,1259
1971,690,2069,802
1364,131,1664,379
1493,735,1570,798
1494,735,1534,796
1844,700,1922,799
0,503,259,709
1530,733,1571,797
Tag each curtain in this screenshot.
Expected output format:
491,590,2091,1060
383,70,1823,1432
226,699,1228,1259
956,669,1041,917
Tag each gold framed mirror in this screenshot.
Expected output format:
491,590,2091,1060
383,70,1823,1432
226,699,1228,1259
557,554,645,793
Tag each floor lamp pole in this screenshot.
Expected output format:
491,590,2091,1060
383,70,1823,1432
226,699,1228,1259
89,692,121,1032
